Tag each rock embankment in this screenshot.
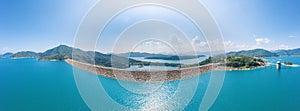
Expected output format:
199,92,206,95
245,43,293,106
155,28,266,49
65,59,215,82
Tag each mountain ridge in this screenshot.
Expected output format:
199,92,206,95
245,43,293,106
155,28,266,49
273,48,300,56
6,45,300,59
8,45,181,68
227,49,279,57
0,52,14,58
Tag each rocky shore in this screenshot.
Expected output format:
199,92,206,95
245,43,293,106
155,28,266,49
65,59,216,82
215,62,269,71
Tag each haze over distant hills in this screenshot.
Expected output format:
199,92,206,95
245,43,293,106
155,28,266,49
2,45,300,59
11,51,40,58
227,49,279,57
273,48,300,56
2,45,181,68
1,45,300,68
2,45,300,58
118,52,166,58
0,52,13,58
3,45,140,68
227,48,300,57
119,52,206,60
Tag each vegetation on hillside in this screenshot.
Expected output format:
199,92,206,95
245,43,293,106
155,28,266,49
8,45,285,69
9,45,182,68
226,55,264,68
11,51,39,58
0,52,13,58
227,49,278,57
283,62,293,65
275,48,300,56
198,55,265,69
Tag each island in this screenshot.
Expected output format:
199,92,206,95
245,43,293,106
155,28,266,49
185,55,267,71
283,62,293,66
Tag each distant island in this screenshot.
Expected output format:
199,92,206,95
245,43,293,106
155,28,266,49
181,55,266,70
283,62,293,66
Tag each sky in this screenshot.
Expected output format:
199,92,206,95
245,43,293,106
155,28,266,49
0,0,299,54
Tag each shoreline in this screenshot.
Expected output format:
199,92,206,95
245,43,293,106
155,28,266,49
215,62,269,71
11,57,36,59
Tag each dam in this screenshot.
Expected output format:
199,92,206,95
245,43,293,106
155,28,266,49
66,59,216,82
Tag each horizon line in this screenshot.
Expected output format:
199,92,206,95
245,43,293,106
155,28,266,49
1,44,300,55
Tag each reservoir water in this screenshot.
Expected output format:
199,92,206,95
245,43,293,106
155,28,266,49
0,56,300,110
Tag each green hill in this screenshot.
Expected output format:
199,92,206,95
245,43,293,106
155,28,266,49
275,48,300,56
9,45,181,68
0,52,14,58
197,55,265,69
227,49,279,57
39,45,73,60
38,45,140,68
11,51,39,58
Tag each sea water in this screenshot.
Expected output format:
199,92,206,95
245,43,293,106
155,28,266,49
0,56,300,110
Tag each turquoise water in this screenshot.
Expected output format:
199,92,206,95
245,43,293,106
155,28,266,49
0,58,89,110
211,56,300,111
1,56,300,110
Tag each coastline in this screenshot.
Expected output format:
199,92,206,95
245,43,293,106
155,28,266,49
11,57,36,59
283,64,300,67
215,62,269,71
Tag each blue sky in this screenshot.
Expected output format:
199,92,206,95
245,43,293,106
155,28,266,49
0,0,98,53
201,0,300,51
0,0,299,54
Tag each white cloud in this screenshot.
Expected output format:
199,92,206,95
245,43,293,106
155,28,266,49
192,37,248,52
142,40,161,46
198,41,208,47
224,41,234,47
255,38,270,45
192,36,208,47
192,36,200,46
135,40,171,54
288,35,296,38
0,47,15,54
279,44,289,49
223,40,253,52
